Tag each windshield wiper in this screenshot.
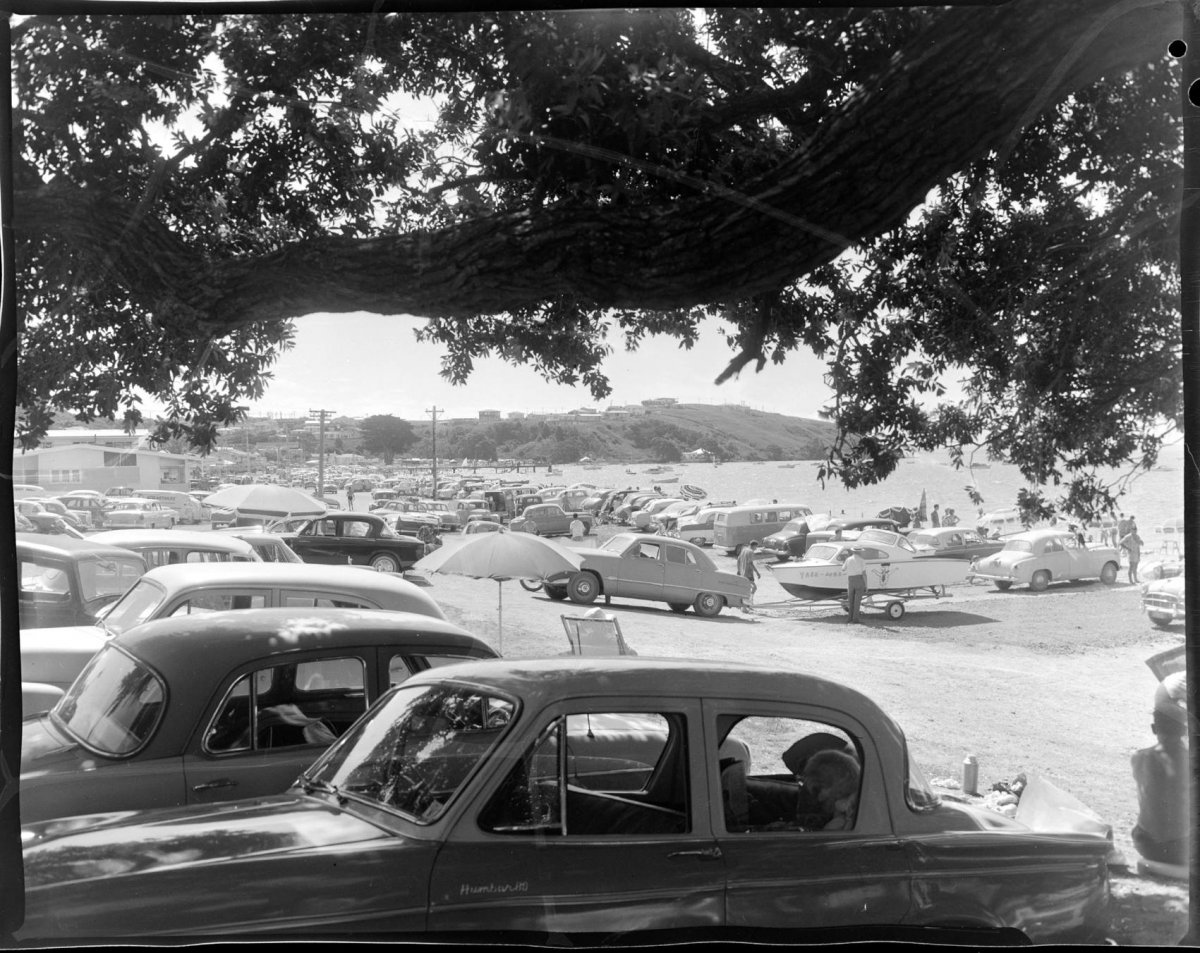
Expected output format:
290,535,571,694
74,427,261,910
299,775,347,805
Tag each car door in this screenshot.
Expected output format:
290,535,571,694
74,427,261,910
1059,534,1093,579
184,652,372,805
428,698,725,934
336,517,380,565
662,543,705,605
1037,536,1069,579
18,554,86,628
610,539,667,599
704,699,911,933
288,518,339,564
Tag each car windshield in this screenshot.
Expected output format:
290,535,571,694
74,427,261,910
98,578,167,634
52,643,165,757
77,555,145,605
303,683,515,823
804,543,842,561
1003,540,1035,553
599,533,638,554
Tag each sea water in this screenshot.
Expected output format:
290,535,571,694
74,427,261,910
545,444,1186,539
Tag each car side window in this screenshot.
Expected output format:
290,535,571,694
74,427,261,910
637,542,661,560
169,591,268,615
206,656,365,754
949,534,963,547
664,546,687,565
480,711,689,837
718,715,861,834
20,559,71,597
280,592,377,608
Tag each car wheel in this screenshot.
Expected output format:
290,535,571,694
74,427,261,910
693,591,723,617
519,578,544,592
567,572,599,604
1030,570,1051,592
370,553,400,573
1099,561,1118,585
545,585,569,601
995,580,1013,591
668,602,690,614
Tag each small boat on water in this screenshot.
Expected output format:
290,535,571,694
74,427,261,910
657,476,680,483
769,529,969,600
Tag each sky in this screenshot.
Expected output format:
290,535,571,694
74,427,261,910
241,311,836,423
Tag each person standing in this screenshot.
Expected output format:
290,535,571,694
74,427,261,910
1120,526,1144,583
843,547,868,623
346,485,355,511
931,504,941,528
1131,672,1189,868
737,540,761,613
942,507,959,527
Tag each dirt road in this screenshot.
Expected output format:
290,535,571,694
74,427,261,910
409,531,1190,944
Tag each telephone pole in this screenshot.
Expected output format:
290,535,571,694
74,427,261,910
426,406,443,499
308,408,336,501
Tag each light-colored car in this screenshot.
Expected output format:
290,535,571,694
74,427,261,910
509,503,593,538
463,520,504,535
544,532,751,616
416,499,460,533
969,530,1120,591
1141,575,1184,627
19,607,497,824
89,529,261,568
20,561,449,696
214,527,304,563
670,505,734,547
102,497,177,529
138,490,207,524
17,658,1111,944
630,497,686,531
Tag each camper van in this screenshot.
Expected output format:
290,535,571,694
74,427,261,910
712,502,814,555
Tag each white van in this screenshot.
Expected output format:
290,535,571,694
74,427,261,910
712,502,814,555
139,490,205,524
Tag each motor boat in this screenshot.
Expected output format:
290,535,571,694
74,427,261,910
769,528,970,600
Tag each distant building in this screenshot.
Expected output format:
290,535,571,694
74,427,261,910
507,411,526,420
478,409,502,421
625,405,647,416
641,397,678,408
603,407,630,418
12,443,196,494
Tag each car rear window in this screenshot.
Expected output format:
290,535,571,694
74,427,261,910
53,644,165,757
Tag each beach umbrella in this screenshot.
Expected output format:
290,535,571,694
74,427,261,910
202,484,326,519
413,533,584,650
915,489,928,523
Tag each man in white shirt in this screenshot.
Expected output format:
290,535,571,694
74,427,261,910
843,547,868,623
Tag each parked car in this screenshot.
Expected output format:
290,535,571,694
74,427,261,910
19,607,497,824
26,498,88,531
907,527,1006,562
509,503,593,538
450,499,501,527
214,528,304,563
544,532,751,616
282,512,429,573
669,504,736,547
89,528,261,568
969,530,1120,591
416,499,461,533
102,486,138,499
630,497,686,531
800,517,903,551
463,520,504,535
649,501,702,535
20,561,450,696
15,500,79,536
1141,575,1184,628
58,492,111,528
102,497,177,529
373,500,443,540
138,490,207,524
612,492,664,524
761,516,818,561
17,534,146,631
16,658,1111,943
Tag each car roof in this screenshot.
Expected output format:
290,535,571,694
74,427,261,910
402,656,895,726
116,607,492,670
15,532,147,560
89,530,258,555
133,562,446,618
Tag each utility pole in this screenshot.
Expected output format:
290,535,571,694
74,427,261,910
426,406,442,499
309,408,336,500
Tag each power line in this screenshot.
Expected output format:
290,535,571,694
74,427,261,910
308,408,337,500
426,406,443,498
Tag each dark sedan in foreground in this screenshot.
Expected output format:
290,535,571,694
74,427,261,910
19,659,1110,943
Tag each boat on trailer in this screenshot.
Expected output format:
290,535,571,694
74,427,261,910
768,528,969,605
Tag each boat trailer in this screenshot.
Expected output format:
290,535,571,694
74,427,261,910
753,585,954,621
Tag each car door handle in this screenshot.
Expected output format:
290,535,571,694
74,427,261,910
192,778,238,792
667,847,722,860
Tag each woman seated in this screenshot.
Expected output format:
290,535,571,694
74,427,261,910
797,749,861,830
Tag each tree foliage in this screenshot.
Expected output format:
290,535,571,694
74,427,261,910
11,3,1184,518
357,414,416,464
